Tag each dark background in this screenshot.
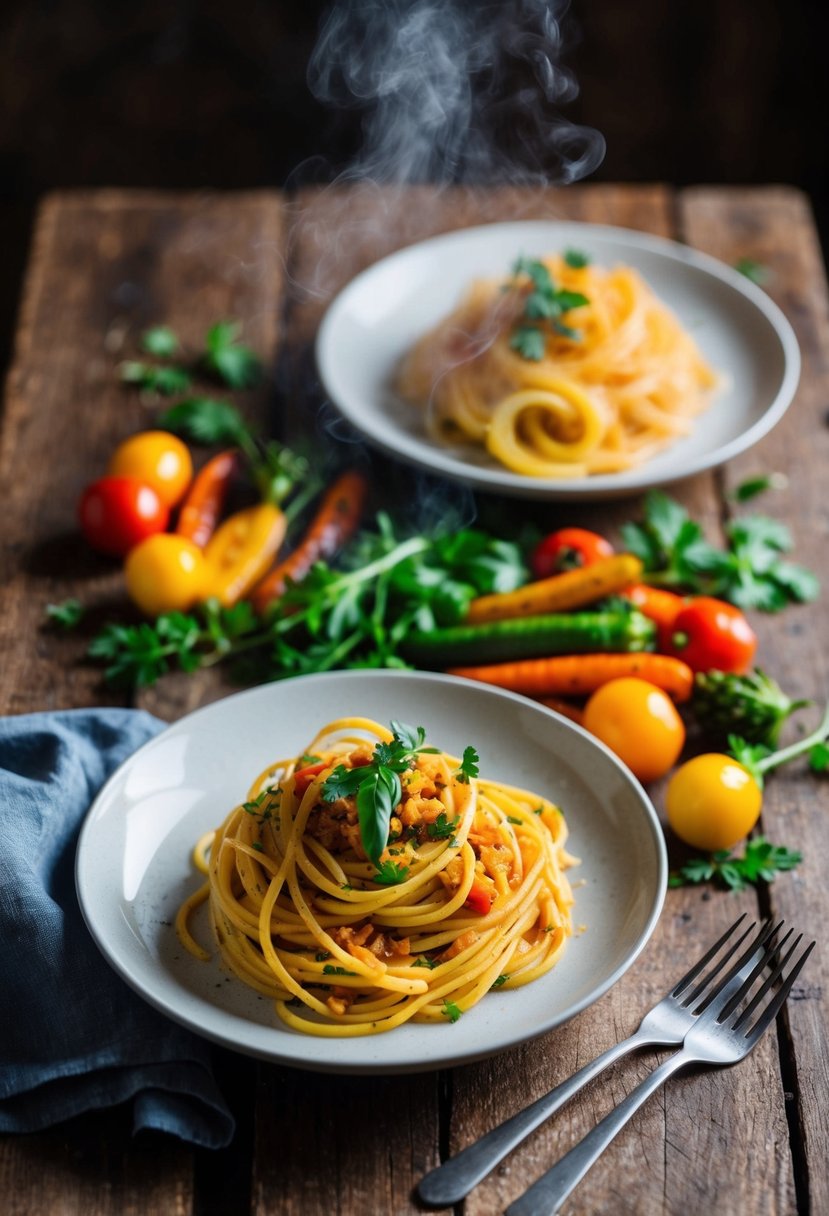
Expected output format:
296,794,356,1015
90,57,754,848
1,0,826,378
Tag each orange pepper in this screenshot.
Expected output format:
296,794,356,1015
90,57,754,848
203,504,286,606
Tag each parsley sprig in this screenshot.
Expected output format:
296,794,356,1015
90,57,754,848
509,256,589,360
621,490,819,611
669,836,801,891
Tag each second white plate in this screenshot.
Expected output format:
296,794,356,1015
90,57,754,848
316,221,800,500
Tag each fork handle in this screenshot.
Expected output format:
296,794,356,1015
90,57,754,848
504,1049,691,1216
417,1029,653,1207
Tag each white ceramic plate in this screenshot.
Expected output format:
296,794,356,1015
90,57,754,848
76,670,666,1074
316,221,800,500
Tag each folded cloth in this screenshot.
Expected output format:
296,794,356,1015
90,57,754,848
0,709,234,1148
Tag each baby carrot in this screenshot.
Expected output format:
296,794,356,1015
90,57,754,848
465,554,643,624
251,470,368,613
175,449,239,548
447,652,695,702
534,697,586,726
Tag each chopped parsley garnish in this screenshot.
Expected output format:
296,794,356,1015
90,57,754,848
314,951,331,962
322,964,357,977
563,248,591,269
491,974,509,989
250,841,264,853
507,815,522,825
427,812,461,840
509,256,589,360
373,859,410,885
412,956,439,969
45,599,85,630
442,998,463,1023
455,746,480,784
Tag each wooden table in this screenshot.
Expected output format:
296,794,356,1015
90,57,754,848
1,185,826,1216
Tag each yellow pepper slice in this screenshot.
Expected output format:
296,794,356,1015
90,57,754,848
203,504,286,606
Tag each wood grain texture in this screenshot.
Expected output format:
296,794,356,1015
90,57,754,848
0,189,284,721
680,185,829,1216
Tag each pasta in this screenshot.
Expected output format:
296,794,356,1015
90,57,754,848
177,716,576,1036
395,253,719,477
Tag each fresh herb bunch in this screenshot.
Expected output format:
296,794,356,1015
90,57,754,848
621,490,819,611
692,669,809,747
669,836,801,891
509,256,589,360
87,514,526,689
319,721,476,868
120,321,262,398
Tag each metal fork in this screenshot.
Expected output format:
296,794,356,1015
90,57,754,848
505,922,814,1216
418,913,759,1207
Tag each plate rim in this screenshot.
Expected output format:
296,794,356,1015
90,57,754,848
316,219,801,501
75,669,668,1074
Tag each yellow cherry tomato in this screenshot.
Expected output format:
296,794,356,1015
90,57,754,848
108,431,193,508
125,534,208,617
583,677,685,783
665,753,762,852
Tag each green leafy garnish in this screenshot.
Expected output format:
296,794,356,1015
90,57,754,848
140,326,179,358
412,955,439,969
157,397,251,447
563,248,591,269
491,974,509,988
45,599,84,630
320,722,473,867
120,361,192,395
507,815,522,825
809,741,829,772
669,837,801,891
322,964,357,976
203,321,262,389
455,746,480,784
250,841,265,853
621,490,819,611
442,998,462,1023
731,473,788,502
508,256,589,359
314,951,331,962
426,813,461,840
735,258,770,286
374,859,410,885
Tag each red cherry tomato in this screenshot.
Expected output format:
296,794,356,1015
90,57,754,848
659,596,757,674
78,476,169,557
530,528,614,579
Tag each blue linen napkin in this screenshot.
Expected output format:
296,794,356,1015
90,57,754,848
0,709,234,1148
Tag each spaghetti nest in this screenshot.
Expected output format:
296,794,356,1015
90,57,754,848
395,253,719,477
177,716,576,1037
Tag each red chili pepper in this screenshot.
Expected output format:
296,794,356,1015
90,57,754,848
658,596,757,674
530,528,614,579
175,449,239,548
464,877,495,915
251,470,368,613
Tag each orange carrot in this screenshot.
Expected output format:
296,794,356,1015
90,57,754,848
624,583,685,630
534,697,585,726
447,652,694,702
251,470,368,613
465,554,643,624
176,449,239,548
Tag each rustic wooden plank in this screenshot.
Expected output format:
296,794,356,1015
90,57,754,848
680,184,829,1216
0,188,284,721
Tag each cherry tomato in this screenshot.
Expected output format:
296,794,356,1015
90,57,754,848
583,677,686,783
531,528,614,579
78,476,169,557
665,753,762,851
124,534,208,617
108,431,193,508
659,596,757,674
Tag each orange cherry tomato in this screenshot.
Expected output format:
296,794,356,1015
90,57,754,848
659,596,757,674
530,528,614,579
108,431,193,508
583,677,686,783
665,753,762,851
125,534,208,617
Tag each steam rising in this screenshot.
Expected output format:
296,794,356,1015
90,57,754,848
307,0,605,185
